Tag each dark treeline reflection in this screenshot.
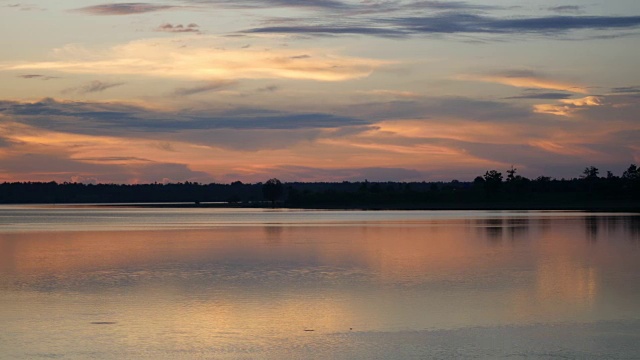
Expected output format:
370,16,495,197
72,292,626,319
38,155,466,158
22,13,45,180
1,165,638,208
476,218,530,243
475,216,640,244
584,216,640,242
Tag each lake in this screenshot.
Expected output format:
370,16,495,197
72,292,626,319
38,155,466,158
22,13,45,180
1,206,639,359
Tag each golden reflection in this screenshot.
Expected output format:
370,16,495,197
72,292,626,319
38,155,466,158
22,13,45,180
0,222,518,280
3,214,640,331
263,226,284,244
536,259,597,305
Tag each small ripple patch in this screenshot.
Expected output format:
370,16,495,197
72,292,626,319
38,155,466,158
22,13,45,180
91,321,117,325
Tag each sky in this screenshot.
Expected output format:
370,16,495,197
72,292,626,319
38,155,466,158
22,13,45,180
0,0,639,184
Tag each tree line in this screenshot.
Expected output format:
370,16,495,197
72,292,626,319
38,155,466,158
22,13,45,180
0,165,638,209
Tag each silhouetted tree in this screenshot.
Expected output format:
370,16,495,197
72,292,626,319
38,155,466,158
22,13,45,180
359,180,369,192
506,165,517,182
483,170,503,194
582,166,599,180
622,164,640,194
622,164,639,180
262,178,283,207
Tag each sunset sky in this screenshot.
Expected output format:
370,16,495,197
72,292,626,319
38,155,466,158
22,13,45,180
1,0,639,183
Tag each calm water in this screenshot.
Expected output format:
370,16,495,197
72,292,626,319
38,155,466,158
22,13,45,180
1,206,639,359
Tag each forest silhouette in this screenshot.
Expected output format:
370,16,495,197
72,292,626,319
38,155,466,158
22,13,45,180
1,165,638,210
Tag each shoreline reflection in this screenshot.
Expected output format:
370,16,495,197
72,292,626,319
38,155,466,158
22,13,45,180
1,211,639,358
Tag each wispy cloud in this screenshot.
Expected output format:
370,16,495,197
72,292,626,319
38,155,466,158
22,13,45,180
18,74,58,80
1,93,637,183
75,156,153,163
4,3,44,11
185,0,352,11
0,151,214,184
2,37,387,82
402,1,499,11
505,92,574,100
73,3,177,15
62,80,125,94
256,85,279,93
244,14,640,38
534,96,603,116
460,70,587,93
244,25,408,38
611,86,640,94
547,5,582,14
0,98,370,134
185,0,497,13
364,89,422,99
156,23,201,33
173,80,235,96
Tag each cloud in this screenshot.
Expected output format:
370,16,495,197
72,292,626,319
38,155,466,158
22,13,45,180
73,3,177,15
18,74,58,80
547,6,582,14
0,152,214,183
402,1,498,11
365,90,422,99
156,23,201,33
173,80,236,96
0,98,370,135
0,136,15,148
2,37,387,82
244,14,640,38
74,156,153,163
340,96,532,123
505,92,574,100
611,86,640,94
186,0,497,13
4,3,44,11
1,91,638,183
534,96,603,116
460,70,587,93
62,80,125,94
244,25,409,38
256,85,279,92
560,96,602,107
255,0,350,10
185,0,351,11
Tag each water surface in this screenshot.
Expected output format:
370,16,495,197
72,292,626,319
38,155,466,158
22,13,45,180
1,207,639,359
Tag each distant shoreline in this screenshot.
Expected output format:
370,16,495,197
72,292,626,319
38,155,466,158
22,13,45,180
86,201,640,212
2,176,638,213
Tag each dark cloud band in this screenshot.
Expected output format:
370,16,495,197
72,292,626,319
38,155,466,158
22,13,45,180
0,98,369,134
73,3,177,15
244,14,640,37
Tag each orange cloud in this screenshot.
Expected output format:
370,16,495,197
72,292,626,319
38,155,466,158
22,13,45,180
528,141,596,156
374,119,531,145
1,37,389,82
460,71,587,93
534,96,602,116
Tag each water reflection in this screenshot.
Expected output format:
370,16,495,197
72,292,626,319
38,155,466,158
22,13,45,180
479,218,504,243
1,210,640,359
585,216,599,242
508,217,529,241
629,216,640,242
263,226,284,244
